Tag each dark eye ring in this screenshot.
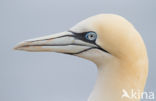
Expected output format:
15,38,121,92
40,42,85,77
85,32,97,41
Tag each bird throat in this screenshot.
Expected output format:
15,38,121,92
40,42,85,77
87,58,145,101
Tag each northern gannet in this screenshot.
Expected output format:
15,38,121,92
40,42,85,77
14,14,148,101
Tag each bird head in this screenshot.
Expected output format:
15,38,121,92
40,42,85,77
14,14,147,66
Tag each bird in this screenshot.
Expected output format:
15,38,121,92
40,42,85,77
14,14,148,101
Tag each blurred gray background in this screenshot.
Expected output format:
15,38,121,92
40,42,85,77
0,0,156,101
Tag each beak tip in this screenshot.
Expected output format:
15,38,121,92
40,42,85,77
13,46,19,50
13,45,22,50
13,41,27,51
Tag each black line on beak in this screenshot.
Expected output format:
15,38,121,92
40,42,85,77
28,35,74,42
19,43,90,48
24,31,109,55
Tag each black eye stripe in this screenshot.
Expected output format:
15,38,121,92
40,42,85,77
68,30,110,54
68,30,96,44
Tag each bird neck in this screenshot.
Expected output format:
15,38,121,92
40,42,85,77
88,57,147,101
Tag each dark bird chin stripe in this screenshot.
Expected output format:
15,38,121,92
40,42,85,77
95,44,109,53
20,44,109,55
64,47,109,55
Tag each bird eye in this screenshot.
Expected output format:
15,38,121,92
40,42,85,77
85,32,97,41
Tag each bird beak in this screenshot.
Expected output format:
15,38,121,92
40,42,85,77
14,31,96,55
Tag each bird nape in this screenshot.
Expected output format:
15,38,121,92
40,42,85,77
14,14,148,101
